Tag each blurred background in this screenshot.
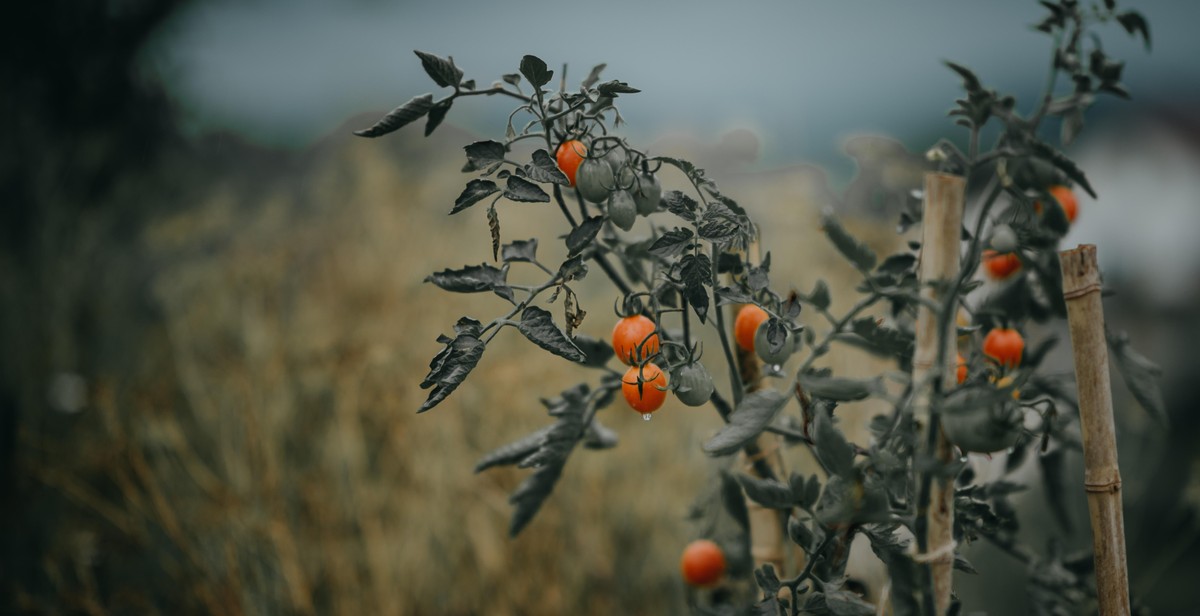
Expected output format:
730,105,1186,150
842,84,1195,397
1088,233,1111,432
2,0,1199,614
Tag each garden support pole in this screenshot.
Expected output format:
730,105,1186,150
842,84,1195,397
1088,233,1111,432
1059,244,1131,616
912,172,964,616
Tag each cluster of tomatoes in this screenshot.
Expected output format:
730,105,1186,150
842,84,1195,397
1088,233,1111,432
556,138,663,231
982,184,1078,280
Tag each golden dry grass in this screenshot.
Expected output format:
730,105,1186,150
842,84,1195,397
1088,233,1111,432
10,128,910,615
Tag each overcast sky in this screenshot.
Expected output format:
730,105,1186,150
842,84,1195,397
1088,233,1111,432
141,0,1199,166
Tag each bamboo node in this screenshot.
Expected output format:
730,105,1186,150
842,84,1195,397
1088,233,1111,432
1084,478,1122,493
1062,282,1102,301
910,540,957,564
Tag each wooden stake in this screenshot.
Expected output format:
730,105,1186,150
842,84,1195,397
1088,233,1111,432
912,172,964,615
1059,244,1131,616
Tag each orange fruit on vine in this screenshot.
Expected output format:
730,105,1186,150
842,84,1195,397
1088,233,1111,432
956,354,968,384
734,305,769,352
1034,184,1078,223
982,250,1021,279
680,539,726,588
612,315,659,365
555,139,587,186
983,328,1025,369
622,362,667,414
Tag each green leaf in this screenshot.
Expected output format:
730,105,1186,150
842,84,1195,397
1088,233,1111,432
661,190,698,222
787,514,815,549
697,207,743,245
596,80,640,97
1116,10,1151,50
519,385,589,468
583,420,618,449
1039,448,1073,533
450,179,499,214
509,463,563,537
487,205,501,262
680,253,712,323
1029,139,1096,198
720,470,751,532
571,333,615,368
800,373,880,402
425,263,509,293
837,317,914,362
648,228,694,258
354,93,434,138
419,317,486,412
736,474,795,510
1107,329,1168,425
519,54,553,89
464,140,507,169
424,99,452,136
813,401,856,478
524,149,570,186
414,50,463,88
945,61,982,92
566,216,604,257
501,238,538,263
821,211,877,271
517,306,586,363
474,426,554,473
754,564,782,595
504,175,550,203
581,63,606,89
703,389,790,456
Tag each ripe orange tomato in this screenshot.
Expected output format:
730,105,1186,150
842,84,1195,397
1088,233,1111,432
623,363,667,413
734,305,769,352
612,315,660,365
982,250,1021,279
1034,185,1078,223
680,539,726,588
956,354,967,384
555,139,587,186
983,328,1024,369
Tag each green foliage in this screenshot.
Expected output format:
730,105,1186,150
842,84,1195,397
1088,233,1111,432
357,1,1164,611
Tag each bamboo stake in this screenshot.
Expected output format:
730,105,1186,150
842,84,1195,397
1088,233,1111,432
1059,244,1131,616
912,172,964,615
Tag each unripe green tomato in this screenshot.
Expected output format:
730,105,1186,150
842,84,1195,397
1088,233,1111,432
633,173,662,216
603,145,628,174
608,190,637,231
754,320,800,365
940,404,1021,453
672,362,714,407
576,158,614,203
990,224,1019,253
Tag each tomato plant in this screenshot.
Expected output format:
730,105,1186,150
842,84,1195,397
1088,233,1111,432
354,2,1163,613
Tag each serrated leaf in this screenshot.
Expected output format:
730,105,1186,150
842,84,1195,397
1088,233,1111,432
425,263,508,293
519,54,553,88
566,216,604,257
842,317,914,361
1108,330,1168,425
518,306,586,363
583,419,618,449
661,190,698,222
487,205,501,261
509,463,563,536
464,140,507,171
822,211,877,271
524,149,570,186
581,63,606,89
520,387,588,468
715,285,755,306
1029,139,1096,198
501,238,538,263
703,389,790,456
697,214,742,244
800,373,880,402
787,515,815,549
754,564,782,595
945,60,982,92
1116,10,1151,50
571,333,615,368
450,179,499,214
354,93,435,138
596,80,640,97
736,474,795,510
414,50,463,88
424,99,452,136
418,317,486,412
474,426,554,473
504,175,550,203
648,228,694,258
813,401,856,478
680,253,712,323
